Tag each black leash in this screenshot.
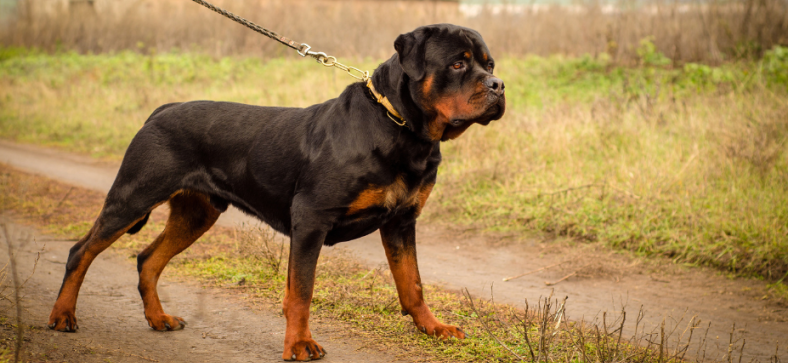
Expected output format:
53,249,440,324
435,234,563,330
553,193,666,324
190,0,370,82
190,0,303,53
189,0,409,126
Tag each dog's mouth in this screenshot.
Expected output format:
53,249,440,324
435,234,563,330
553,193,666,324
447,94,506,127
441,98,505,141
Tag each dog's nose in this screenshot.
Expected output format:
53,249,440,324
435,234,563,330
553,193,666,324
485,77,505,96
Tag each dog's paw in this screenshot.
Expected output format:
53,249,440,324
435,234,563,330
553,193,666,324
416,322,465,340
283,338,326,361
48,309,79,332
145,313,186,331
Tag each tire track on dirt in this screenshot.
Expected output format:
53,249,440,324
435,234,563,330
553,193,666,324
1,140,786,361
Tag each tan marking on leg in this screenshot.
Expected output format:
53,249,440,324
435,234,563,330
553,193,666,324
415,183,434,216
380,225,465,340
49,215,146,332
281,251,325,360
137,191,220,331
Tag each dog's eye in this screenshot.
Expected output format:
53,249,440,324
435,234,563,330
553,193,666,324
451,62,465,70
487,63,494,73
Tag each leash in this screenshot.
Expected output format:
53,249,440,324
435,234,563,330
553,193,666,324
189,0,407,126
190,0,369,81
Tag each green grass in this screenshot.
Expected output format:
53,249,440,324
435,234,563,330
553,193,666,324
431,48,788,280
1,45,787,283
1,164,681,363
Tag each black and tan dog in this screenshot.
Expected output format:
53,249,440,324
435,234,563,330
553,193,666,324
48,23,505,361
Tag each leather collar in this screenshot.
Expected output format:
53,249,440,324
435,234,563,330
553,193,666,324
365,79,407,127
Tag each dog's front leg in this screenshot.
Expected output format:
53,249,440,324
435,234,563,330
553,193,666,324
380,220,465,340
282,216,327,361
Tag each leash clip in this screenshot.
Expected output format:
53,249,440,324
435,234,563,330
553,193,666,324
297,43,311,57
298,43,370,82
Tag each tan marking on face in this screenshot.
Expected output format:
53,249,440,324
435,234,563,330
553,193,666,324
427,94,479,141
463,51,471,59
346,176,421,215
482,53,488,61
425,80,491,141
422,75,434,96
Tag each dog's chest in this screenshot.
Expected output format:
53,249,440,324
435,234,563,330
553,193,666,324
345,175,432,217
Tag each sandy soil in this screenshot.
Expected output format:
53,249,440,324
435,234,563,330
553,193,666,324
1,140,786,361
0,222,404,362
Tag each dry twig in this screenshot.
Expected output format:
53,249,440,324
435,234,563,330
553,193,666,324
545,272,577,286
503,261,563,282
462,288,525,361
2,223,23,363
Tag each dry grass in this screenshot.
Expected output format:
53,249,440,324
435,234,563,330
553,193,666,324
1,45,786,280
2,0,787,64
429,80,788,279
2,163,767,363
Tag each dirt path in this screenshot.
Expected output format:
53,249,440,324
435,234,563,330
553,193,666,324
1,140,786,361
0,221,403,362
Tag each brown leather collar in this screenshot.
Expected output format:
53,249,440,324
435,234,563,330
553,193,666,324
366,79,407,127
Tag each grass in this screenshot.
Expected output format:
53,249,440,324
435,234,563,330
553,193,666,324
430,45,788,281
1,45,787,283
0,164,711,363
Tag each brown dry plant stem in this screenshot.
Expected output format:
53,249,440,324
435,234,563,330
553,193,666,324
462,288,526,361
503,261,563,282
2,223,23,363
544,272,577,286
41,186,73,221
237,224,287,276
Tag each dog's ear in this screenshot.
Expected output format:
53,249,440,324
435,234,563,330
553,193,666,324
394,27,432,81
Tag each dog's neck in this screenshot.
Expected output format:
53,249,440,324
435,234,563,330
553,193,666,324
369,55,433,143
365,79,407,127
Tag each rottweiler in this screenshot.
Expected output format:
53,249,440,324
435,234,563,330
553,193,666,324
48,23,505,361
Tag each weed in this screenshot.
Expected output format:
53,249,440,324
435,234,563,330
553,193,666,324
236,224,287,276
637,38,671,67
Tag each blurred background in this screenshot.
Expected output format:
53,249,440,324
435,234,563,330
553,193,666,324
1,0,786,63
1,0,787,292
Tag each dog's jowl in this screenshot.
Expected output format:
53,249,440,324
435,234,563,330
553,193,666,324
48,24,505,361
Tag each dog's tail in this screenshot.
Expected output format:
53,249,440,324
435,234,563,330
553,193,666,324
127,212,150,235
144,102,182,124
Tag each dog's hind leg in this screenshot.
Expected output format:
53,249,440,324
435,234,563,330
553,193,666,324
48,209,151,332
136,192,220,331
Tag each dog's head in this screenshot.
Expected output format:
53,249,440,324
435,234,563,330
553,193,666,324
373,24,506,142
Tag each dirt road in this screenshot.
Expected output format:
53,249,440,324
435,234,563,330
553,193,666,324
0,221,403,362
1,140,786,361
